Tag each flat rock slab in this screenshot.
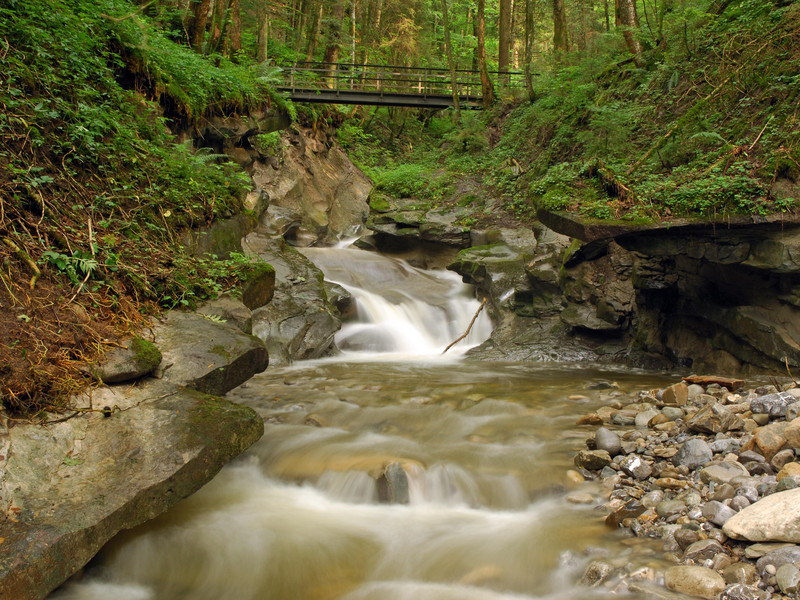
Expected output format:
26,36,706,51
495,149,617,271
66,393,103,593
154,312,269,395
682,375,745,391
0,386,263,600
0,312,268,600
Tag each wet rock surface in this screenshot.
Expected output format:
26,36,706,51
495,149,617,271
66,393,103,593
572,376,800,600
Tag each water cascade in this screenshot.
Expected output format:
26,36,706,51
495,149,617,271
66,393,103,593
301,246,492,356
51,248,671,600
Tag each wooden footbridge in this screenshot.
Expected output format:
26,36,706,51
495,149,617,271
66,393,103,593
276,62,525,109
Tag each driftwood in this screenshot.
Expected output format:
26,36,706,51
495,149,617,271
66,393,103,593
442,297,487,355
681,375,745,392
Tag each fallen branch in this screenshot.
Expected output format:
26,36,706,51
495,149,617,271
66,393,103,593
2,236,41,289
442,297,487,355
786,356,799,388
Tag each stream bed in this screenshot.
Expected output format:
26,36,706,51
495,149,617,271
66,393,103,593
52,247,680,600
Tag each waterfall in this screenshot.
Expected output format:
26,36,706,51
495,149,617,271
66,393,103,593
301,246,492,357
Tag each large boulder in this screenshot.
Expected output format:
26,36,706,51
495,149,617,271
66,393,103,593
0,313,267,600
154,312,269,395
723,488,800,542
242,233,341,365
249,126,372,245
664,566,726,599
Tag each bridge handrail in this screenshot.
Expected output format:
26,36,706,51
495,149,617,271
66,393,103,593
278,61,524,100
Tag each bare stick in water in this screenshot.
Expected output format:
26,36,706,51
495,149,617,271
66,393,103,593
442,297,487,355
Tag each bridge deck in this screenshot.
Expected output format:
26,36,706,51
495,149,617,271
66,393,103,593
277,61,523,109
276,88,483,109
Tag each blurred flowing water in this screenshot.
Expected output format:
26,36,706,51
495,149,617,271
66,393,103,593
52,247,675,600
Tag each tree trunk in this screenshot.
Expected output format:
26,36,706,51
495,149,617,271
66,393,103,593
187,0,211,52
524,0,535,100
604,0,610,32
498,0,512,72
472,9,479,70
552,0,569,52
350,1,357,66
510,0,517,68
207,0,229,54
577,0,588,51
323,0,347,84
616,0,645,65
441,0,461,122
305,3,323,61
229,0,241,57
477,0,495,108
257,2,269,62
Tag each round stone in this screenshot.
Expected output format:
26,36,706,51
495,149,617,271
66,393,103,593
722,562,758,584
594,427,622,456
674,438,713,468
664,565,726,599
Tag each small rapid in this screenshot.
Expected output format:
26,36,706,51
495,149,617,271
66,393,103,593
51,248,673,600
301,246,492,356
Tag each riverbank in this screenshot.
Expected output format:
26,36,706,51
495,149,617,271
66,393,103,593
0,313,268,600
572,375,800,599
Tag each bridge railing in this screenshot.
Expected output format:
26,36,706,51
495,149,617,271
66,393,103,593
279,61,525,100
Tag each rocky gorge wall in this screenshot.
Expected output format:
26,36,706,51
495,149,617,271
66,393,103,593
366,197,800,374
186,109,800,374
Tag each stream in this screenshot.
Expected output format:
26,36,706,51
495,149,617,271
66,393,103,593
52,246,677,600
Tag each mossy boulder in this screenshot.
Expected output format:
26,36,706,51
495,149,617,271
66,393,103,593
90,336,162,384
240,261,276,310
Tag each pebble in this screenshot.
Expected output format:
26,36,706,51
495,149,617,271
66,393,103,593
702,500,737,526
572,378,800,598
684,539,726,562
620,454,653,480
750,392,797,418
674,438,714,468
719,583,769,600
723,562,758,584
574,449,612,470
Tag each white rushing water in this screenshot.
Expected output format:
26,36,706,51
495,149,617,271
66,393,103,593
51,248,670,600
301,246,493,357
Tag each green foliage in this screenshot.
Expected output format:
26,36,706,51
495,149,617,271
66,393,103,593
367,163,451,201
107,1,268,118
41,250,99,286
662,164,766,216
253,132,284,157
158,252,267,309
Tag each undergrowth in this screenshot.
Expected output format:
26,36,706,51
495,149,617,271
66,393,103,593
0,0,274,414
340,0,800,225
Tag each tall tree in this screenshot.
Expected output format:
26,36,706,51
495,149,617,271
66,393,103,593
498,0,512,71
523,0,535,99
229,0,241,56
477,0,495,107
256,0,269,62
323,0,347,83
552,0,569,52
305,2,323,60
441,0,461,122
616,0,644,65
187,0,211,52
